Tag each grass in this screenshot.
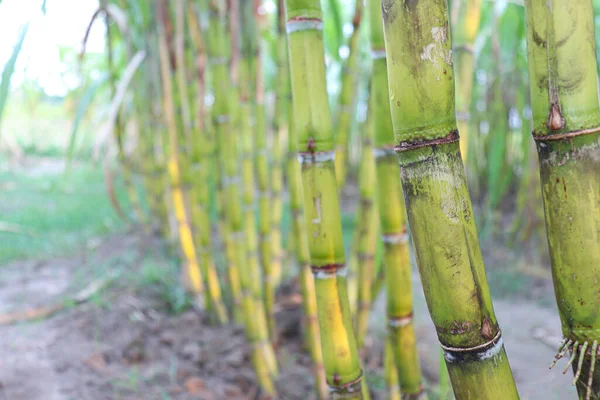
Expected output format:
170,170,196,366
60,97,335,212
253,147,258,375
0,159,131,264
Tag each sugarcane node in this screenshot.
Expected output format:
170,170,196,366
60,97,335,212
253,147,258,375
533,124,600,141
395,130,460,152
307,136,316,153
357,253,375,262
310,263,345,275
441,329,504,364
330,370,363,393
388,312,414,327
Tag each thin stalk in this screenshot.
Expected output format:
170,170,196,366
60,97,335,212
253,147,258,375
270,0,288,303
385,338,401,400
156,0,206,308
354,110,378,350
285,0,363,397
451,0,482,160
334,0,363,187
367,0,425,396
382,1,519,398
187,2,228,325
524,1,600,398
253,0,277,343
205,0,243,322
236,0,278,391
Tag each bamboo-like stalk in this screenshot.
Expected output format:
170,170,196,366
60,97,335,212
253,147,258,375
367,0,425,397
523,1,600,398
205,0,243,322
333,0,363,187
288,111,329,399
382,1,519,398
253,0,277,343
235,0,278,391
384,339,401,400
451,0,482,160
187,2,228,325
156,0,206,308
354,110,378,350
285,0,363,396
270,0,288,310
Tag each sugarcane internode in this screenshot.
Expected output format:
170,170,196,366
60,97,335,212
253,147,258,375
523,1,600,398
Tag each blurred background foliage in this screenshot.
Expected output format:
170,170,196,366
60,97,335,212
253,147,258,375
1,0,600,264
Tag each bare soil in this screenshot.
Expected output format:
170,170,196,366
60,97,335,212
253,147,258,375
0,230,576,400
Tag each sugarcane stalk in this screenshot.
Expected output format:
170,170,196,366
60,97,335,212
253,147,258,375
156,0,206,308
451,0,482,160
205,0,243,322
382,1,520,398
384,338,401,400
285,0,363,396
367,0,426,397
187,2,228,325
523,1,600,398
287,90,329,400
334,0,364,187
234,0,278,390
252,0,277,343
270,0,288,306
354,109,378,350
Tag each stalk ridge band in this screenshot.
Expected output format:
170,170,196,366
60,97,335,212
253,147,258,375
441,330,503,363
395,130,460,152
533,125,600,142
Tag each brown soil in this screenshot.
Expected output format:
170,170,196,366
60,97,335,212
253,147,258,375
0,230,576,400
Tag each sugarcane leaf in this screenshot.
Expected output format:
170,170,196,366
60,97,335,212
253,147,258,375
324,0,343,61
93,50,146,159
0,23,29,141
65,73,109,169
81,3,131,61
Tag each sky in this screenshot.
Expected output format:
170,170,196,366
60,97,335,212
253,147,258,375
0,0,105,96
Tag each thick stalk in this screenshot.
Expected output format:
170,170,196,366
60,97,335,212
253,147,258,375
382,1,519,398
289,111,329,400
451,0,482,160
187,2,228,325
523,1,600,398
354,112,378,350
157,0,205,308
285,0,363,397
334,0,363,187
253,0,277,343
367,0,425,397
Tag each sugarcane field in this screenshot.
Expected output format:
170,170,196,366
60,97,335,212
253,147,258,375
1,0,600,398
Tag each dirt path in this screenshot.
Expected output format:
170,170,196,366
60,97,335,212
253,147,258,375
0,232,575,400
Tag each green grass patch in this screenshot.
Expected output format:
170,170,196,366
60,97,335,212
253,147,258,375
0,160,131,263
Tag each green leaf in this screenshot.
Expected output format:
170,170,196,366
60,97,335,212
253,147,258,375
0,23,29,140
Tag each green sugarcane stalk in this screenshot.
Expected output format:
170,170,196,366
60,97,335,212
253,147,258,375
381,1,519,398
205,0,243,322
253,0,277,343
334,0,363,187
384,338,401,400
187,2,228,325
270,0,288,305
367,0,426,397
523,1,600,398
285,0,363,397
288,109,329,400
156,0,206,308
235,0,279,389
354,109,379,350
451,0,481,161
